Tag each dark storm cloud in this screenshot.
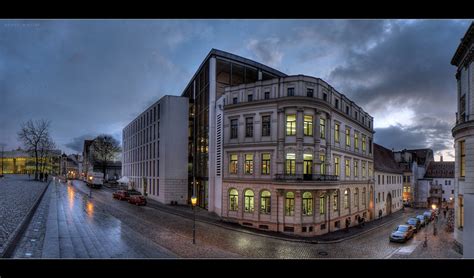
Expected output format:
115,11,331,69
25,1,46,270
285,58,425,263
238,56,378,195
64,134,97,153
374,117,455,159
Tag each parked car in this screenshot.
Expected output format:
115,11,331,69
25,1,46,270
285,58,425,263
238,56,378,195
113,190,129,200
128,194,147,206
416,215,426,227
406,217,421,232
390,224,415,243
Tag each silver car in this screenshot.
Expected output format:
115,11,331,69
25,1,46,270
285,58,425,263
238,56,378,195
416,215,426,227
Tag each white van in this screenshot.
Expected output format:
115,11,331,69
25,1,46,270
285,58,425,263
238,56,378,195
86,172,104,188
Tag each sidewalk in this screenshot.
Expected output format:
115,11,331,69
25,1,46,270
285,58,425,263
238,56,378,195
143,196,410,243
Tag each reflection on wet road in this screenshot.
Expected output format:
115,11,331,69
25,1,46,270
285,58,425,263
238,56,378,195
41,179,176,258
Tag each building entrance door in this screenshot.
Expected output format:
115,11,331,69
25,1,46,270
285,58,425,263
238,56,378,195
386,193,392,215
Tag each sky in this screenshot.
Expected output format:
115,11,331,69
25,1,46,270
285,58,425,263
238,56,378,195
0,19,472,161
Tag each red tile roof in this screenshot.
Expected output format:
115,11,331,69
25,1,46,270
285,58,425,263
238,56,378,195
374,143,403,174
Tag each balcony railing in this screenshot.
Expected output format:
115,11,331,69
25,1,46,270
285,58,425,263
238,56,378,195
274,174,339,182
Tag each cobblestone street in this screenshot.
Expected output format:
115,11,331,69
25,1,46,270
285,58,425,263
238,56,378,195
6,176,462,259
0,175,47,256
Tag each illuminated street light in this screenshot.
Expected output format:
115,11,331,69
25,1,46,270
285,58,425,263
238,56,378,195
431,204,437,210
191,195,197,244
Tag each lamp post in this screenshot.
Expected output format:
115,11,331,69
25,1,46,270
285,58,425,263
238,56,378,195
191,195,197,244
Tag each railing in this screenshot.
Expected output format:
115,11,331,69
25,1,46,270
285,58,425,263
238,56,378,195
274,174,339,182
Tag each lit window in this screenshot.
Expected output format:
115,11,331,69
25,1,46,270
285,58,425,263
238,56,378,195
229,189,238,211
304,153,313,175
260,190,271,214
261,153,271,175
286,114,296,136
302,192,313,216
344,189,349,209
362,135,366,152
362,161,366,177
320,154,326,175
346,128,351,146
244,189,254,212
304,115,313,136
285,192,295,216
230,154,238,174
286,153,296,175
245,154,254,174
334,156,340,176
335,123,340,142
333,191,339,211
320,118,326,139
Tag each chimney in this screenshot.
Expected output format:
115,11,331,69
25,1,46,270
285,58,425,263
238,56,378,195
440,155,443,162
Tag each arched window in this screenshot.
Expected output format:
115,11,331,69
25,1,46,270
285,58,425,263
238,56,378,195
244,189,254,212
286,192,295,216
229,189,239,211
362,187,367,206
302,192,313,216
319,194,326,214
333,190,339,211
354,188,359,208
344,189,350,209
260,190,271,214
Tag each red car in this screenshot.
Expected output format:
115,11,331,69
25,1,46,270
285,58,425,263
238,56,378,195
113,190,129,200
128,194,147,206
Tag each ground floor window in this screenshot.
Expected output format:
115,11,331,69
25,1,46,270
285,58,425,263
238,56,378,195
286,192,295,216
229,189,238,211
302,192,313,215
244,189,254,212
260,190,271,214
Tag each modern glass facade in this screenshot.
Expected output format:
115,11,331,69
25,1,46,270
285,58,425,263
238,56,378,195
0,150,61,175
182,49,285,209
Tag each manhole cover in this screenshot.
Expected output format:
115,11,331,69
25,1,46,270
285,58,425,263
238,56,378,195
318,251,328,256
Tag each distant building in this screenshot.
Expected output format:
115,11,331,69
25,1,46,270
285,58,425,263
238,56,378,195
82,139,122,181
451,21,474,257
122,95,188,204
0,148,61,175
420,159,455,209
60,153,83,179
393,148,434,207
373,144,404,219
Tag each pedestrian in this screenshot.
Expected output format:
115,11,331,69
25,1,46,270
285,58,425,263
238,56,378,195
45,172,48,182
40,172,43,181
345,217,350,233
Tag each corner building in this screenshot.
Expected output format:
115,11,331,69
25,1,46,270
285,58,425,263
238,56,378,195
451,21,474,257
216,75,375,236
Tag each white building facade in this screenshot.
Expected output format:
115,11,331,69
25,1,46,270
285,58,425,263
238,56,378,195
122,95,189,205
451,21,474,257
373,144,403,219
215,75,375,236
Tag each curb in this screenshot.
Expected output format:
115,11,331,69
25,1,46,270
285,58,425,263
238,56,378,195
0,179,51,258
146,201,406,244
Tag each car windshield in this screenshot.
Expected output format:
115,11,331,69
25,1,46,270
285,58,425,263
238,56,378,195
417,215,424,219
407,219,417,224
397,226,408,232
129,191,142,195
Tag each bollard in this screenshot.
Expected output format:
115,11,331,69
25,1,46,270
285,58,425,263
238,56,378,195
423,233,428,247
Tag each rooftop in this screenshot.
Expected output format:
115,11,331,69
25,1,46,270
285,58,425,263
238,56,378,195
424,161,455,178
374,143,403,174
451,21,474,66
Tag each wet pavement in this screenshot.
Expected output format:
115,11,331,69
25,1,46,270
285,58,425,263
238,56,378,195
14,178,176,258
11,177,462,258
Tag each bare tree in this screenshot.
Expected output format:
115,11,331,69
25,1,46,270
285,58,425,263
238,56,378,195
39,136,56,176
17,120,51,180
92,134,121,180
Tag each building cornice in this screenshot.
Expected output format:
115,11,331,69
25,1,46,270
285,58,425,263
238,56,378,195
452,120,474,137
451,22,474,66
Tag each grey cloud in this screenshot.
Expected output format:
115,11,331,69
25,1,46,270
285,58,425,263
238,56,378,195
64,134,97,153
246,38,283,68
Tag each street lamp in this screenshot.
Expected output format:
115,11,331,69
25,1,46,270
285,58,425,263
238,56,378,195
191,195,197,244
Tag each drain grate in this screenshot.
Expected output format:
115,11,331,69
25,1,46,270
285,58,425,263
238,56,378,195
318,251,328,256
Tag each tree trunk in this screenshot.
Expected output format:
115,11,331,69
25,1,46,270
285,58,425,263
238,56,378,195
103,161,107,181
34,149,39,180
